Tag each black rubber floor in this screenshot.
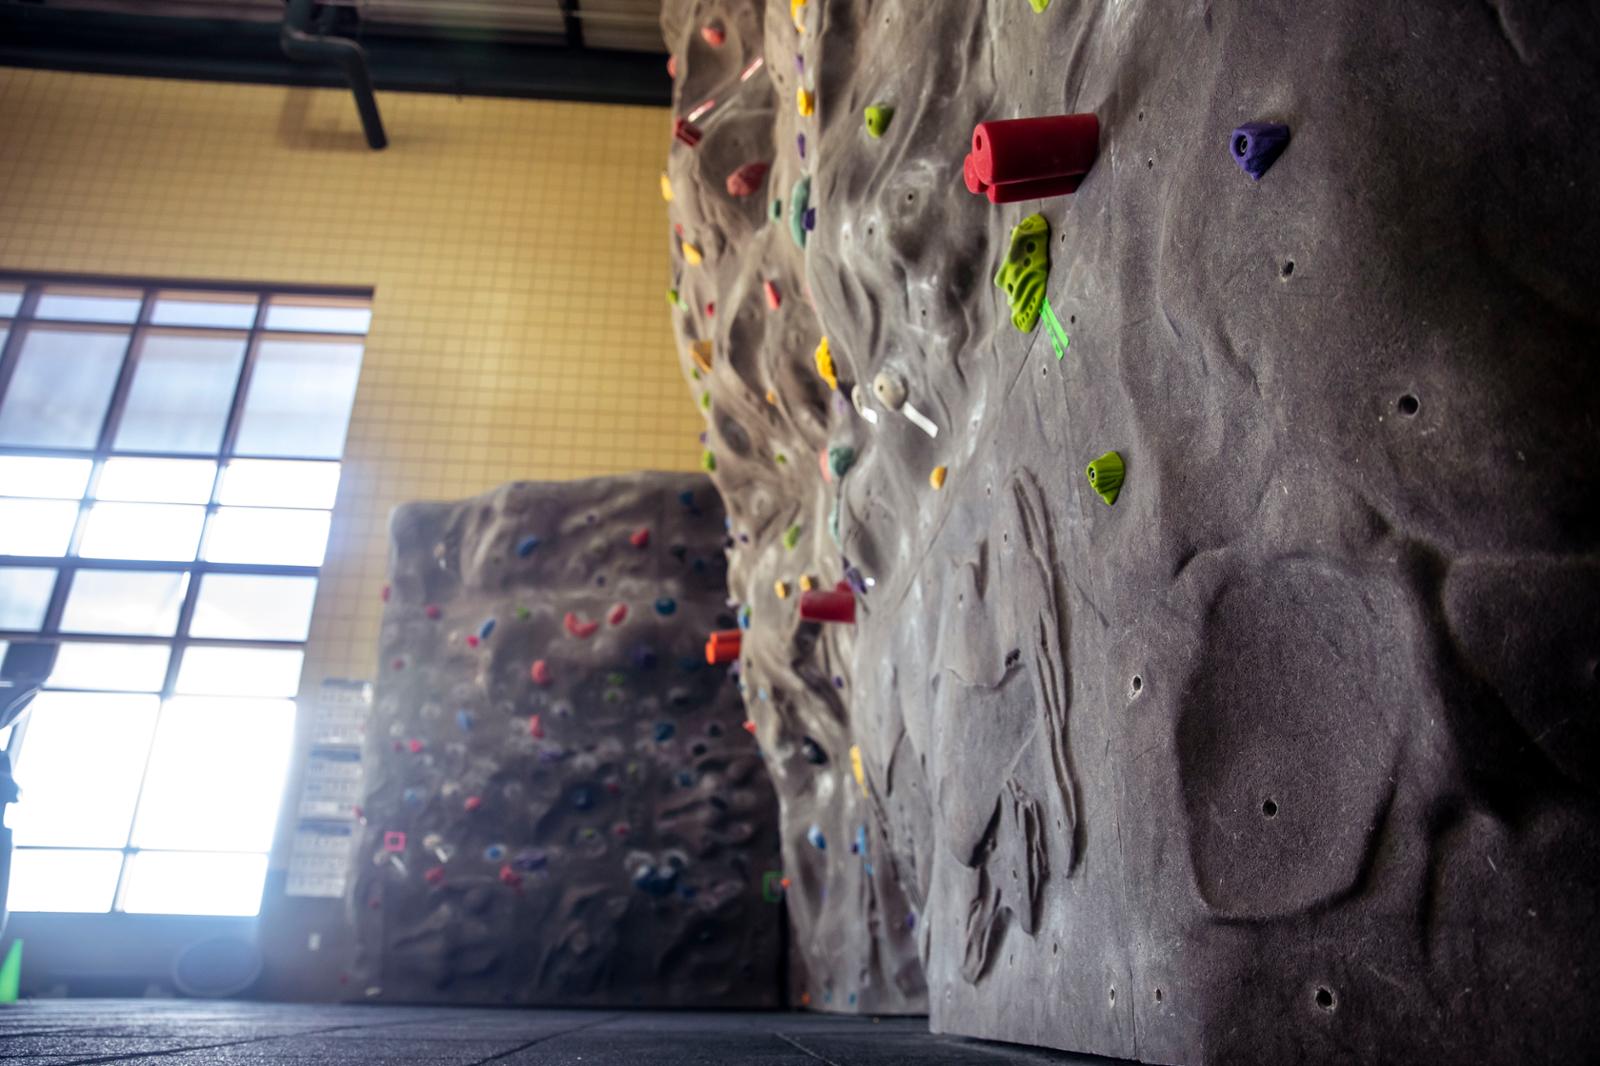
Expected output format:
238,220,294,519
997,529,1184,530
0,1001,1128,1064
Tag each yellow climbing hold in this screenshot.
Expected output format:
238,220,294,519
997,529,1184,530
791,0,806,32
797,87,815,116
799,575,814,591
683,242,703,265
690,339,713,374
766,389,778,405
660,171,674,201
775,580,790,599
930,466,947,489
850,745,867,796
813,336,837,389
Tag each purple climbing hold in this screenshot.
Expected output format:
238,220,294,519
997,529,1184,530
511,849,547,871
802,207,816,231
1230,122,1291,180
633,644,658,670
797,133,806,159
794,54,804,74
841,559,868,595
905,912,916,929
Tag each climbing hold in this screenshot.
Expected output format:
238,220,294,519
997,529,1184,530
1231,122,1291,180
660,171,673,201
518,535,540,557
807,824,827,850
775,580,791,599
689,339,713,374
871,372,906,411
679,491,694,506
764,279,781,309
739,604,752,629
700,391,711,410
381,584,390,601
864,104,894,138
630,527,650,548
995,213,1051,332
850,745,868,795
813,336,837,389
499,865,523,888
564,612,600,638
667,55,676,78
667,288,688,311
1041,297,1071,359
743,720,758,734
653,720,676,742
1086,451,1125,506
531,659,551,685
672,117,703,148
801,737,827,764
408,739,423,753
902,402,940,438
799,575,815,591
701,23,725,45
802,207,816,232
424,866,446,885
791,0,806,31
789,176,812,249
402,786,421,803
384,831,406,851
797,132,806,159
700,449,717,472
529,715,544,738
479,618,496,640
766,390,779,405
464,796,482,812
465,634,480,648
1028,0,1051,8
799,586,855,623
782,523,802,549
682,242,703,265
424,604,441,620
512,849,547,871
706,629,742,664
608,603,628,626
725,161,770,197
769,198,783,223
930,466,947,489
456,710,472,731
704,302,715,318
571,784,598,811
655,597,677,616
797,87,815,116
969,113,1099,196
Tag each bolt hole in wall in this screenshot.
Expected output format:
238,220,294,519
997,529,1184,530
1130,674,1142,696
1281,260,1295,278
0,275,367,922
1315,987,1336,1011
1398,394,1420,416
1262,799,1278,818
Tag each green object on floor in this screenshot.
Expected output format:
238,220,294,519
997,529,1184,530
994,213,1050,332
0,940,22,1003
1041,297,1070,359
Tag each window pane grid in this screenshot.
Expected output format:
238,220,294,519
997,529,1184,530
0,272,367,917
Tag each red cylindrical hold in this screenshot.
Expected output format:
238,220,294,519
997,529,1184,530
987,172,1082,204
963,153,988,195
706,629,742,664
971,114,1099,185
799,588,855,624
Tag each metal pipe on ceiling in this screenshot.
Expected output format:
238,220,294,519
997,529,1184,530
279,0,387,149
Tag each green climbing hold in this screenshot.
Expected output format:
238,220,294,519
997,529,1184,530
516,606,531,620
995,213,1050,332
783,523,802,549
0,940,20,1004
774,453,788,464
700,391,711,409
789,176,812,249
1086,452,1124,506
667,288,689,311
828,445,855,480
701,449,717,472
770,198,784,223
1041,297,1071,359
865,105,894,138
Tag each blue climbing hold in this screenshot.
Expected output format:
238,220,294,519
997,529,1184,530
654,720,676,742
571,784,598,811
479,618,496,640
856,825,867,855
679,491,694,506
739,605,752,629
484,844,506,860
518,535,540,557
403,787,422,805
1230,122,1291,180
807,824,826,850
456,710,472,731
677,769,694,787
655,597,677,616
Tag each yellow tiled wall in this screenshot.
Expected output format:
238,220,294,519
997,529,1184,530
0,68,698,691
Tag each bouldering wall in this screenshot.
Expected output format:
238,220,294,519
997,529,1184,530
349,473,785,1007
660,0,1600,1063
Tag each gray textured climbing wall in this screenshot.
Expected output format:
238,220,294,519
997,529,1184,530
661,0,1600,1061
349,473,784,1007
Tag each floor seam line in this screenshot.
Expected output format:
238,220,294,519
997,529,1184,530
773,1031,849,1066
460,1011,626,1066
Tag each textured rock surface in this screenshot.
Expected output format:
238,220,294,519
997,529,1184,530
350,473,784,1007
661,0,1600,1061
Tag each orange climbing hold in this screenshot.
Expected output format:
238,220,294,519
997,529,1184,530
743,721,758,734
701,25,725,46
565,612,599,638
706,629,742,664
764,279,781,309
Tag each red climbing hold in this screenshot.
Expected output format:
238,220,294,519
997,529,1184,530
464,796,482,811
705,302,716,318
528,715,545,739
531,659,551,685
799,587,856,623
630,527,650,548
725,161,770,197
499,865,524,887
764,279,781,310
743,721,758,734
424,604,440,619
706,629,742,664
967,113,1099,199
701,25,725,46
614,822,630,837
987,172,1082,203
565,612,600,638
608,603,629,626
408,739,423,753
381,584,390,602
673,117,703,148
425,866,445,885
466,634,480,648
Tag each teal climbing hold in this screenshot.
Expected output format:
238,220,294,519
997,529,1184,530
827,445,855,480
789,176,812,249
1086,451,1124,506
864,105,894,138
770,198,783,223
995,213,1050,332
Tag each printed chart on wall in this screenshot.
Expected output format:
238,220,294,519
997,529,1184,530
286,679,370,898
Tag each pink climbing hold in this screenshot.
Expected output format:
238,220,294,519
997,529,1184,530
565,612,600,638
425,866,445,885
673,117,703,148
725,161,770,197
381,584,390,601
466,634,480,648
531,659,551,685
608,603,628,626
764,279,781,310
384,831,405,851
701,25,725,46
529,715,545,739
464,796,482,811
667,55,677,78
408,739,423,753
499,865,523,887
424,604,440,619
630,527,650,548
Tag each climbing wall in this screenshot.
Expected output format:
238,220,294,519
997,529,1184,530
661,0,1600,1062
350,473,785,1007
